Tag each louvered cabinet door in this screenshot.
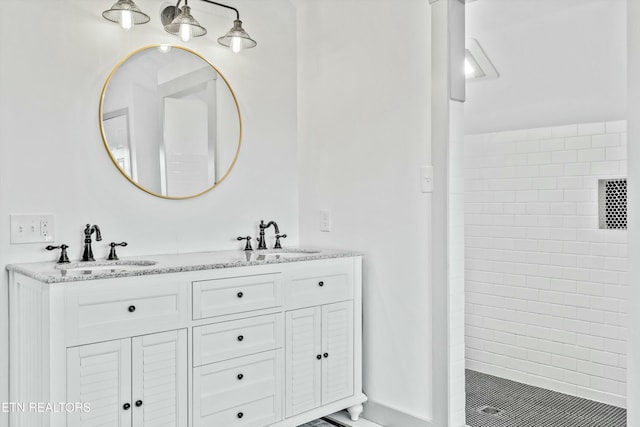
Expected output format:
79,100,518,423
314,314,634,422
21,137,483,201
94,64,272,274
321,301,354,405
67,339,132,427
285,306,322,417
131,329,188,427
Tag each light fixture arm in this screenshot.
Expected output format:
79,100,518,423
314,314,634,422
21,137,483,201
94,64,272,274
200,0,240,20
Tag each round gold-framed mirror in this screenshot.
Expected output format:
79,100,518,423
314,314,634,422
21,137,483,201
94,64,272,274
99,45,242,199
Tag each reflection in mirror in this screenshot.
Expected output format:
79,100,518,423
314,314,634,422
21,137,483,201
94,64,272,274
100,45,241,199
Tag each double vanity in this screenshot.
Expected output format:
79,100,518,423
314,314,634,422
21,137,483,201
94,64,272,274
5,40,366,427
7,248,366,427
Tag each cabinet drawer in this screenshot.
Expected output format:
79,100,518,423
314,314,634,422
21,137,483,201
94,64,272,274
193,273,281,319
193,350,282,427
193,314,283,366
194,395,279,427
284,259,354,310
64,278,189,345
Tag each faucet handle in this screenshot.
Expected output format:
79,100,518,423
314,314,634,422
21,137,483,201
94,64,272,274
237,236,253,251
108,242,128,260
46,244,70,264
274,234,287,249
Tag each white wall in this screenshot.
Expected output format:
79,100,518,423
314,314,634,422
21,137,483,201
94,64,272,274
464,121,628,408
296,0,433,423
626,2,640,425
465,0,626,134
0,1,297,425
430,3,467,425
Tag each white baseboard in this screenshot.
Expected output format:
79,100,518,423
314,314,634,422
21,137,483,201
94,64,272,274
354,400,434,427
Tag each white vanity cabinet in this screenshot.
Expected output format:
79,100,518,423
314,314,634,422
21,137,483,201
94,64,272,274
191,313,284,427
193,349,282,427
285,301,354,418
8,252,366,427
66,329,188,427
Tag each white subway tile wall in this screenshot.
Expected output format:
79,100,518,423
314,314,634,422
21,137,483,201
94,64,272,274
464,121,628,408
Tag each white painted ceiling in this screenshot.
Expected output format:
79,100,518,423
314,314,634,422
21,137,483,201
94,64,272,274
464,0,626,134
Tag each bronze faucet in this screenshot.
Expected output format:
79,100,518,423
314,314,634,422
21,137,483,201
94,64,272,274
82,224,102,261
257,220,279,250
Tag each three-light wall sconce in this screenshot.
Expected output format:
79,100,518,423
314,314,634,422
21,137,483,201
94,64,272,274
102,0,257,52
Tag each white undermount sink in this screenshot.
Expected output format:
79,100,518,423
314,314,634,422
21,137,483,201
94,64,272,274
56,260,157,274
262,249,321,257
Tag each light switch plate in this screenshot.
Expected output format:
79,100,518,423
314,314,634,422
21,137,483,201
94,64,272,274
10,214,55,244
420,166,434,193
320,209,332,232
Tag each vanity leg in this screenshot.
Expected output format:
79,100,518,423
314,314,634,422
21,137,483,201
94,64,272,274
347,403,364,421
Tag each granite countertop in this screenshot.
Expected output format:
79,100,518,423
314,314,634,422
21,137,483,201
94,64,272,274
6,248,360,284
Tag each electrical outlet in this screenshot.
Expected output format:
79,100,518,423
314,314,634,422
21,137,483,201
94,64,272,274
320,209,332,232
10,214,55,244
40,219,50,239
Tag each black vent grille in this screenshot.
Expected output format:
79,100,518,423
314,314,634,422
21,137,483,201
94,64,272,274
599,178,627,230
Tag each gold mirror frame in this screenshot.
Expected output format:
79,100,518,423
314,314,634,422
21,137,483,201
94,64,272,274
99,45,242,200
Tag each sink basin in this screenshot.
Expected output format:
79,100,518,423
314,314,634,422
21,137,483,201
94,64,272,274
268,250,320,256
56,260,157,275
245,249,321,261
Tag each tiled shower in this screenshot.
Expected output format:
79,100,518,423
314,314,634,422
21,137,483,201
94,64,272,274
463,121,628,409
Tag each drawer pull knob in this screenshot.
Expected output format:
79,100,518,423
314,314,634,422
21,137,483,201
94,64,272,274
128,305,136,313
123,403,131,410
135,400,143,407
237,335,244,342
237,291,244,298
237,412,244,419
237,373,244,380
324,352,329,358
318,281,324,287
316,354,322,360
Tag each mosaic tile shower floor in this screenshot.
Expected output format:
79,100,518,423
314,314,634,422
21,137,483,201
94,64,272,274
298,418,345,427
466,369,626,427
